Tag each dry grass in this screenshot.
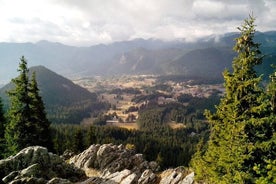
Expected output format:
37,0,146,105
84,168,100,177
107,122,138,130
168,122,185,129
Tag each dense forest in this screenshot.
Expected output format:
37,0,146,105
0,15,275,183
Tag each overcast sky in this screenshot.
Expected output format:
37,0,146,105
1,0,276,46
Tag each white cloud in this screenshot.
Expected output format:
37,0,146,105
0,0,276,46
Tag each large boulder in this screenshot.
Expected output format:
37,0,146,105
70,144,159,174
0,146,86,184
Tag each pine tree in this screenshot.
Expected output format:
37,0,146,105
191,15,275,183
29,72,51,148
252,68,276,184
5,56,51,154
268,67,276,114
72,127,84,153
0,97,6,158
5,56,32,154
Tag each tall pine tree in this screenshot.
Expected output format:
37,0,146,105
29,72,51,148
5,56,51,154
191,15,275,183
0,97,6,158
5,56,32,154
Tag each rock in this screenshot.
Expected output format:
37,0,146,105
0,144,195,184
180,172,194,184
69,144,100,169
159,167,194,184
121,173,137,184
138,169,157,184
2,171,20,183
47,178,72,184
80,177,117,184
0,146,86,184
104,169,132,183
70,144,195,184
70,144,159,183
61,150,75,160
81,169,137,184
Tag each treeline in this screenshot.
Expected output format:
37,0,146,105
47,100,109,124
136,94,220,130
51,123,208,169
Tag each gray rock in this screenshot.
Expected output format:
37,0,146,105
179,172,194,184
61,150,75,161
47,178,72,184
0,146,86,184
138,169,157,184
80,177,117,184
159,167,194,184
121,173,137,184
70,144,159,174
2,171,20,183
0,144,195,184
69,144,100,169
105,169,132,183
70,144,162,184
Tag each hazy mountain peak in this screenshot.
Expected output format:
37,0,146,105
0,32,275,84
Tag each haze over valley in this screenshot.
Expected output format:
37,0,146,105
0,31,275,85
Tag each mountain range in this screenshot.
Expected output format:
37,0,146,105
0,31,276,85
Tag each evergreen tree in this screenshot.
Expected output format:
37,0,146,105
5,56,51,154
191,15,275,183
268,67,276,114
0,97,6,158
5,56,32,154
0,98,5,137
253,68,276,184
29,72,51,148
72,127,84,153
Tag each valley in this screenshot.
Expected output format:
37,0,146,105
74,75,225,129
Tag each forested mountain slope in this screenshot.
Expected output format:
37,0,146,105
0,66,106,124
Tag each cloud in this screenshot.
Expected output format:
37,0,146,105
0,0,276,46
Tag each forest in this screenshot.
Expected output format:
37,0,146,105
0,15,275,183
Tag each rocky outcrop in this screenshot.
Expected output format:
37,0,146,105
70,144,194,184
0,144,194,184
69,144,159,174
0,146,86,184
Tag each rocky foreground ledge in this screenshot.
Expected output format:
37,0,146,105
0,144,194,184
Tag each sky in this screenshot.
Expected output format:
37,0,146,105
1,0,276,46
